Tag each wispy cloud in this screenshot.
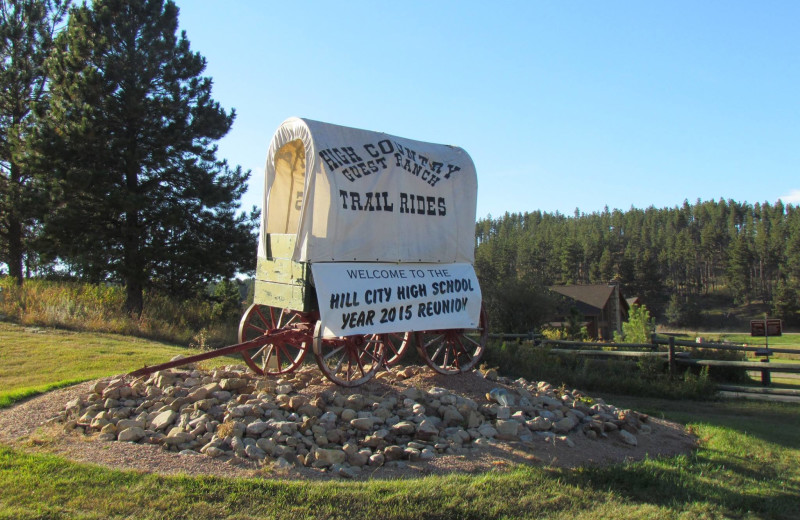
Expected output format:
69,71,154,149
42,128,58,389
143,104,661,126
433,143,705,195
779,189,800,204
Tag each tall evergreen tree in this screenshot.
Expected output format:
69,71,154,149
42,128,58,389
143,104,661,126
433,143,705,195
0,0,69,283
34,0,258,314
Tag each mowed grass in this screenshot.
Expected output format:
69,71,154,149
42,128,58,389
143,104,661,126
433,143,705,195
0,322,233,407
669,330,800,388
1,323,799,519
698,332,800,351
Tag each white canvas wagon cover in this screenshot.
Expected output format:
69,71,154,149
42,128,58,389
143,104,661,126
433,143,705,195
258,117,478,264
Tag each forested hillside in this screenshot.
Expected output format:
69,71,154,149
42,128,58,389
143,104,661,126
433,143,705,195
474,199,800,332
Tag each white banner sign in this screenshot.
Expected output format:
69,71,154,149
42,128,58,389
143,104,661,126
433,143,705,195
310,262,482,338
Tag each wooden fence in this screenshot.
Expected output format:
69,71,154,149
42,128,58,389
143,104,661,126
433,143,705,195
488,333,800,387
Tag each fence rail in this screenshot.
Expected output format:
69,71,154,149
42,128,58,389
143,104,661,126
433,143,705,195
493,333,799,387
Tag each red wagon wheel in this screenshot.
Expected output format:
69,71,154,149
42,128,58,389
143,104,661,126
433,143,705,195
238,304,309,376
383,331,413,367
312,322,386,387
415,304,488,375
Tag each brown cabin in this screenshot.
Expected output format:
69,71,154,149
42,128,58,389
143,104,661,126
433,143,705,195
549,283,630,340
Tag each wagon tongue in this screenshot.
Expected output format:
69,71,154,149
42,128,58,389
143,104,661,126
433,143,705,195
127,329,302,378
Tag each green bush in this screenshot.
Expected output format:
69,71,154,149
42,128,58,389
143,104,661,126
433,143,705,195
614,304,655,344
682,346,749,383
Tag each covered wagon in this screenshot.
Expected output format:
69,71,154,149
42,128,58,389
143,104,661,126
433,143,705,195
133,118,488,386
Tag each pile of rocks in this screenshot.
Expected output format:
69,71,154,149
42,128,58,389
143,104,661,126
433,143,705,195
54,363,651,478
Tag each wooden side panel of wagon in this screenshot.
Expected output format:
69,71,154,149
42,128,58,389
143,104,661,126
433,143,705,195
253,234,316,312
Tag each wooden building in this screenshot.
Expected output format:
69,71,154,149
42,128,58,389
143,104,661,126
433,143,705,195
549,283,630,340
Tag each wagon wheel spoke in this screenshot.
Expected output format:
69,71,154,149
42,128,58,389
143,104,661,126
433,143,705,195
274,343,292,369
238,304,309,376
255,344,273,369
313,322,385,387
334,352,347,375
429,340,447,365
354,346,367,377
245,323,268,335
357,336,383,376
415,304,488,375
276,308,288,328
383,332,412,367
281,310,301,328
442,342,452,369
453,336,472,361
461,334,482,348
323,344,345,362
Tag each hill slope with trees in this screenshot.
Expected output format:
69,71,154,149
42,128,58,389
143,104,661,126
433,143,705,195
475,199,800,332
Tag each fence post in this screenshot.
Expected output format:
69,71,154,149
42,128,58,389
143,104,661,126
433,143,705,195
759,351,771,386
668,336,676,378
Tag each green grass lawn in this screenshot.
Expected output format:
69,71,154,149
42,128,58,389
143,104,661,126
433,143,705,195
684,331,800,388
0,322,233,408
1,322,799,519
691,332,800,350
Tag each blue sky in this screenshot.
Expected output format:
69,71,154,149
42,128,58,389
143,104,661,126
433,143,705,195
173,0,799,219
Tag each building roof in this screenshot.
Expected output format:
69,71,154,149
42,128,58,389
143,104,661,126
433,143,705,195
549,284,618,313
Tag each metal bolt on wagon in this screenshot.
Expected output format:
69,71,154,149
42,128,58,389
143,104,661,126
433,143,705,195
131,118,488,386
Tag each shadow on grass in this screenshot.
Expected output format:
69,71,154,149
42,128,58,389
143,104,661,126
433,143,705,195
597,394,800,450
0,378,90,409
547,451,800,518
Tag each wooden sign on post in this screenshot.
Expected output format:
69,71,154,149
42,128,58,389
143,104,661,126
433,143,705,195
750,319,782,337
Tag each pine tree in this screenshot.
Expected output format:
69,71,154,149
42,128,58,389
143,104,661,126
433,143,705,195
727,233,753,306
0,0,69,283
33,0,258,314
771,279,799,326
614,304,655,344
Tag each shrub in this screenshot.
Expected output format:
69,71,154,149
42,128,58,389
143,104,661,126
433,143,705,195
614,304,655,344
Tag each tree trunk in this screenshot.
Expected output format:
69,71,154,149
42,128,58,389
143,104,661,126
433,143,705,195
123,207,144,317
7,162,24,285
125,277,144,317
7,215,24,285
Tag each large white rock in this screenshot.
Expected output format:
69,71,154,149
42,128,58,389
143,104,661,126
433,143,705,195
619,430,638,446
415,419,439,441
314,448,346,467
116,419,145,431
150,410,177,431
117,426,145,443
391,421,416,436
477,423,498,438
526,417,553,432
441,406,464,427
350,417,375,431
553,416,577,434
245,421,270,436
495,420,520,438
245,444,267,459
164,431,194,446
